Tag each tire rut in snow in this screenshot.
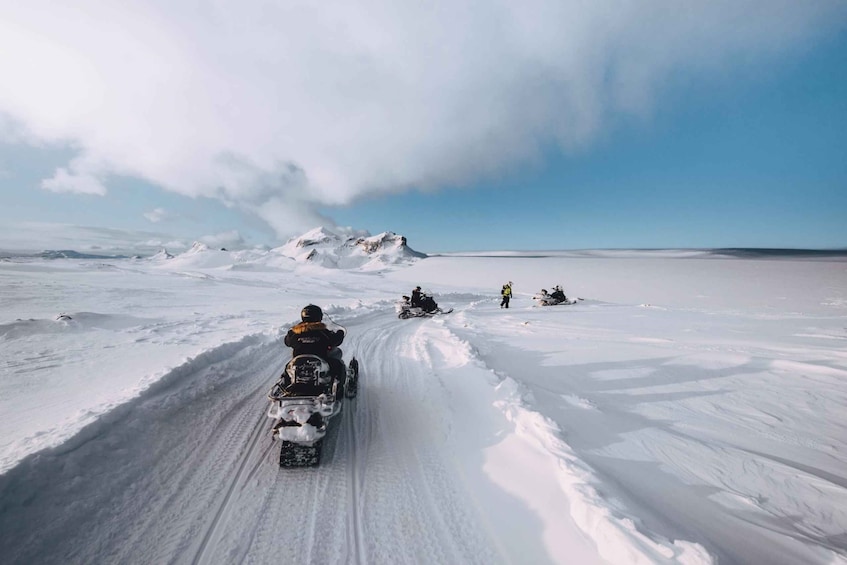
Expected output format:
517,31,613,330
341,397,366,565
189,408,269,565
339,314,502,564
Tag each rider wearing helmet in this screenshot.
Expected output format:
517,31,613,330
550,285,566,302
410,286,423,308
284,304,345,379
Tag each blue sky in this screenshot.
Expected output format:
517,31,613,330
1,2,845,253
329,32,847,251
1,142,275,247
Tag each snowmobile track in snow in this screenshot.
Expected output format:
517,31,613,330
190,406,270,565
342,400,366,565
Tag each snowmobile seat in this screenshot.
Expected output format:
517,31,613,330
278,355,334,396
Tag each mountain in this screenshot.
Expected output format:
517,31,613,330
37,250,130,259
150,249,175,261
276,227,426,269
147,227,425,271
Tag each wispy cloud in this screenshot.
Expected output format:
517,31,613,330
1,1,844,237
198,230,245,249
0,221,189,254
143,207,172,223
42,165,107,195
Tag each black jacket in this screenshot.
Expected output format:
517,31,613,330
284,321,344,358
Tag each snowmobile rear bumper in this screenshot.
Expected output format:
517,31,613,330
268,395,339,443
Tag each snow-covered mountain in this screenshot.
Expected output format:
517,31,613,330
275,226,426,269
142,227,425,272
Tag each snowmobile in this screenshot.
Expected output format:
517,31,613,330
267,351,359,467
396,293,453,319
534,287,580,306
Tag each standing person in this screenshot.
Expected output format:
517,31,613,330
500,282,512,308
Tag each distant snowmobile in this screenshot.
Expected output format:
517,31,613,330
534,287,580,306
267,347,359,467
397,293,453,319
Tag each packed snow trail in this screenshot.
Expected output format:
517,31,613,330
0,304,611,564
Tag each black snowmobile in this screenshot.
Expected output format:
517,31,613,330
267,350,359,467
397,292,453,319
534,286,579,306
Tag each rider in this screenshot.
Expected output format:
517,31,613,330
410,286,423,307
551,285,566,302
284,304,345,382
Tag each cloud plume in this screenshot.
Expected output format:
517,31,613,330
1,0,844,238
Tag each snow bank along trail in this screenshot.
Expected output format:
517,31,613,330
440,296,847,565
0,333,283,564
426,307,711,565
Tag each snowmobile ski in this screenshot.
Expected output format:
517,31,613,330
345,357,359,398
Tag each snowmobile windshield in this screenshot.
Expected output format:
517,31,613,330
323,318,347,337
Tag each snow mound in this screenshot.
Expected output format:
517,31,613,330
275,226,426,270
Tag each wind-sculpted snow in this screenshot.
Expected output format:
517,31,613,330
423,324,712,564
1,250,846,563
439,294,847,564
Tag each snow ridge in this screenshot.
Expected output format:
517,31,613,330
428,321,713,564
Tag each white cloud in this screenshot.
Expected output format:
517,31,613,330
1,0,844,237
0,222,187,254
199,230,246,249
145,239,188,251
41,168,107,195
143,208,171,223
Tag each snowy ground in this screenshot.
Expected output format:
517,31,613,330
1,248,846,564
